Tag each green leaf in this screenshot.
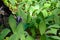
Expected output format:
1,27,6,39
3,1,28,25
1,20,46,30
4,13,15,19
0,28,10,40
3,0,9,6
26,35,34,40
50,36,60,40
42,9,48,17
51,0,58,3
29,6,35,16
39,21,46,35
9,34,19,40
48,24,60,29
27,13,32,23
16,23,25,40
44,3,51,8
52,8,60,25
52,8,60,15
46,28,57,35
9,0,16,5
25,4,30,12
38,12,46,35
54,15,60,25
31,28,36,37
9,15,16,33
56,1,60,8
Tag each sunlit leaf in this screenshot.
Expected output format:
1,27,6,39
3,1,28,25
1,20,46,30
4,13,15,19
44,3,51,8
9,0,16,5
42,9,48,17
56,1,60,8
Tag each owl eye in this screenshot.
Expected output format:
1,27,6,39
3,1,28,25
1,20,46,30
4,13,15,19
16,16,22,24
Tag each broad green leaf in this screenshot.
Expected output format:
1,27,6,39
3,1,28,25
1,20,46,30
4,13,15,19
0,28,10,40
48,24,60,29
44,3,51,8
34,5,39,9
46,28,57,35
52,8,60,15
9,15,16,33
54,15,60,25
45,15,54,22
50,36,60,40
39,21,46,35
9,34,19,40
56,1,60,8
39,12,46,35
16,23,25,40
52,8,60,25
42,9,48,17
